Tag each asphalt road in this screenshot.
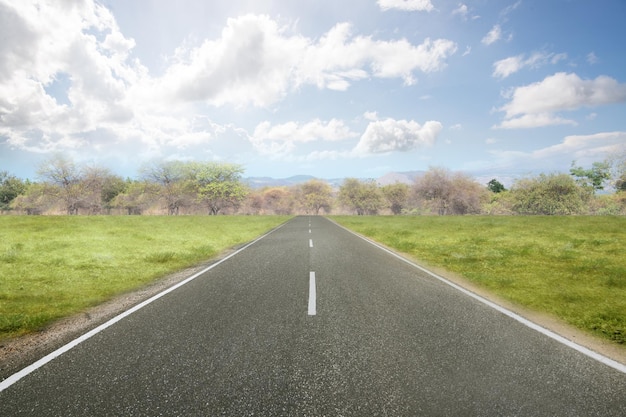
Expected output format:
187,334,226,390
1,216,625,416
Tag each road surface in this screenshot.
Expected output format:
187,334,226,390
1,216,625,416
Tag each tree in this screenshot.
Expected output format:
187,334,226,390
37,155,84,215
140,160,192,215
192,162,248,215
81,165,126,214
487,178,506,194
110,180,158,215
381,183,410,214
262,187,294,214
608,153,626,193
616,174,626,193
339,178,384,215
413,167,487,215
11,182,55,215
570,161,611,192
0,171,27,211
511,173,591,215
296,180,333,214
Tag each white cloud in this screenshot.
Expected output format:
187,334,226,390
489,131,626,171
587,52,599,65
532,131,626,160
452,4,469,19
253,119,357,143
493,51,567,78
377,0,434,12
153,17,457,106
156,14,306,107
496,113,577,129
0,0,140,148
492,55,523,78
0,3,457,162
452,4,479,20
482,25,502,45
297,23,457,90
501,0,523,17
354,118,442,155
495,72,626,128
250,119,358,157
364,111,379,121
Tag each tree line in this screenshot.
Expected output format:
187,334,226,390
1,155,625,216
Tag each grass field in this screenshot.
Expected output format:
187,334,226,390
331,215,626,346
0,215,290,340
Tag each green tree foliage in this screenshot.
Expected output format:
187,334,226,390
110,180,159,215
0,171,27,211
570,160,611,192
296,180,333,214
192,162,248,215
381,183,410,214
616,175,626,193
511,173,591,215
11,182,55,215
487,178,506,193
339,178,384,215
36,156,129,214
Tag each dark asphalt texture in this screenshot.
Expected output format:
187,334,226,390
1,216,625,416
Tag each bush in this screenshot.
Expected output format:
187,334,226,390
511,173,591,215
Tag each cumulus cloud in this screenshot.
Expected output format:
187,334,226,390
0,2,457,162
250,119,358,157
354,118,442,155
159,15,306,107
377,0,434,12
493,52,567,78
0,0,141,152
147,16,457,106
495,72,626,128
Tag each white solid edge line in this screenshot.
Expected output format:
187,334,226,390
0,220,291,393
331,219,626,375
308,271,317,316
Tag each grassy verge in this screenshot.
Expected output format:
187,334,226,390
331,215,626,346
0,215,290,340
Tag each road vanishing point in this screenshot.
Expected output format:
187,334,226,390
1,216,625,416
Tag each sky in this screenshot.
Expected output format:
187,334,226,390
1,0,625,182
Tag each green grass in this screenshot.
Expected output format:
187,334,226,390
331,215,626,346
0,215,290,340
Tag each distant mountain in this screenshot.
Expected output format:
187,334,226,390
376,171,425,186
244,175,317,189
245,170,513,190
245,171,425,189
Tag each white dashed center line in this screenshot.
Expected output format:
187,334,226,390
308,271,316,316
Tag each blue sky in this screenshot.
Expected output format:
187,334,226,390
1,0,625,183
